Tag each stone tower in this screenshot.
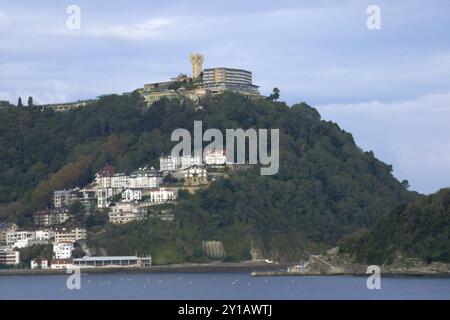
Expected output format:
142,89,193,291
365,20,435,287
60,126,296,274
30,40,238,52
189,53,204,79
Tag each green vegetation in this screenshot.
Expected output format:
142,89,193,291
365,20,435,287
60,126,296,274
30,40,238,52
0,92,418,261
340,188,450,264
19,244,53,267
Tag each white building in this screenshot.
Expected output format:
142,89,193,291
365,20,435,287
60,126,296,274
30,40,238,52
0,223,18,245
122,189,142,202
204,149,228,166
95,164,116,188
53,189,81,208
160,155,202,172
50,258,73,269
147,187,177,204
31,259,49,269
35,230,55,242
53,242,74,259
6,231,35,249
0,247,20,265
108,202,146,224
96,187,121,208
54,228,87,243
128,167,162,188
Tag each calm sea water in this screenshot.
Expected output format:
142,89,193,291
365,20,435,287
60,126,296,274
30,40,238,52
0,272,449,300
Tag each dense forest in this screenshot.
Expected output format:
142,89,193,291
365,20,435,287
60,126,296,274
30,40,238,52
340,188,450,264
0,92,418,262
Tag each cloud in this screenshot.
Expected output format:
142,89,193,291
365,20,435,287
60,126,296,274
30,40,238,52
64,17,175,41
316,92,450,194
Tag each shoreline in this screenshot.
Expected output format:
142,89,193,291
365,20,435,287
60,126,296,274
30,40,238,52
0,262,290,276
1,261,450,277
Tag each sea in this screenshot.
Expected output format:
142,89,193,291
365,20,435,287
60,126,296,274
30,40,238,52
0,272,449,300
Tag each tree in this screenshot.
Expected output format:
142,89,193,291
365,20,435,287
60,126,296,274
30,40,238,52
267,87,280,101
27,96,33,107
17,97,23,107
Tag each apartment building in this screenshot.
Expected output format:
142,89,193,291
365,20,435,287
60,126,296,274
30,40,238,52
32,208,70,227
0,247,20,265
203,67,259,94
54,228,87,243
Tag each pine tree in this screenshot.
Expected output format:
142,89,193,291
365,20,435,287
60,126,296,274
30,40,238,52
17,97,23,107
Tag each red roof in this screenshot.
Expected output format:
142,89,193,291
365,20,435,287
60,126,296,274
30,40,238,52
96,164,116,177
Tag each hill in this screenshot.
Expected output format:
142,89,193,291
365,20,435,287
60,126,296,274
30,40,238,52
340,188,450,264
0,92,417,261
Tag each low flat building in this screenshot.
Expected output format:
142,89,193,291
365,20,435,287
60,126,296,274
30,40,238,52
73,255,152,268
50,258,73,269
0,247,20,265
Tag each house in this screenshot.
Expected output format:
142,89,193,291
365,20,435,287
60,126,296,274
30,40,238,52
95,164,117,188
128,167,162,188
179,165,208,186
0,223,19,245
32,207,70,227
145,187,177,204
204,149,228,166
6,230,35,249
96,187,121,208
54,228,86,243
122,189,142,202
53,189,81,208
53,242,74,259
108,202,146,224
31,258,49,269
159,155,202,172
50,258,73,269
35,230,55,242
0,247,20,265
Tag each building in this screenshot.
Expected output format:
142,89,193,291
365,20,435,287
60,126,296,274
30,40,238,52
73,255,152,268
31,259,49,269
32,208,70,227
108,202,146,224
0,100,10,108
204,149,228,166
146,187,177,204
79,187,96,209
6,231,35,249
50,258,73,269
159,155,202,172
53,242,74,259
53,189,81,208
0,247,20,265
203,67,259,94
122,189,142,202
38,99,97,112
0,223,19,245
54,228,87,243
141,90,184,105
35,230,55,241
128,167,162,188
179,165,208,186
95,164,117,188
189,52,204,78
96,187,121,208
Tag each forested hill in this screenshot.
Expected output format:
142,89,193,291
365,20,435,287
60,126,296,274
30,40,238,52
340,188,450,264
0,92,417,260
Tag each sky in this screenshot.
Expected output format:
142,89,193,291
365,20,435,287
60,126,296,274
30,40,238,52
1,0,450,194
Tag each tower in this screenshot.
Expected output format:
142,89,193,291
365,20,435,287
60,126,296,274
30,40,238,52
189,53,204,79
